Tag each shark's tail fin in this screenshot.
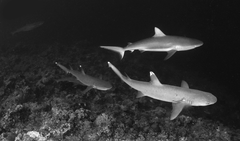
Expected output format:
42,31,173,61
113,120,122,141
11,31,16,36
100,46,125,59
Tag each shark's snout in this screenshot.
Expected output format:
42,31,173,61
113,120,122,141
205,93,217,105
209,95,217,105
192,39,203,48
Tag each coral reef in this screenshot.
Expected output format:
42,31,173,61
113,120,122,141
0,41,239,141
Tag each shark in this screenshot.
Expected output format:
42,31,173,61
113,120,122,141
11,21,44,35
101,27,203,60
108,62,217,120
55,62,112,94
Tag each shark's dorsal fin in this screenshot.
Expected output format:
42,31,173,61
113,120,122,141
150,71,162,86
79,65,85,75
171,102,186,120
127,42,132,46
154,27,166,37
181,80,189,88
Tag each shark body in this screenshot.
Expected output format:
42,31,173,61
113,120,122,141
108,62,217,120
101,27,203,60
11,21,44,35
56,62,112,93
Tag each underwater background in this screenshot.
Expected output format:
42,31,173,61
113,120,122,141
0,0,239,140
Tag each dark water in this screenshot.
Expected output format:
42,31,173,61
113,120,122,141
0,0,239,129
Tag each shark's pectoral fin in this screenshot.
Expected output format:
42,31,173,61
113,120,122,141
82,86,93,94
164,50,176,60
136,91,146,98
170,102,186,120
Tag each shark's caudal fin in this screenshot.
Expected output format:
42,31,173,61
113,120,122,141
100,46,125,59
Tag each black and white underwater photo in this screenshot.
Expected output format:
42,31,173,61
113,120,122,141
0,0,239,140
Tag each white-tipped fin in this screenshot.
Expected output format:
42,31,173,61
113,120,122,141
181,80,189,88
100,46,125,59
170,102,186,120
164,50,176,60
79,65,86,75
153,27,166,37
150,71,162,86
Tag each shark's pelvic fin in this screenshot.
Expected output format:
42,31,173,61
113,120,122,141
100,46,125,59
149,71,162,86
164,50,176,60
181,80,189,88
137,91,145,98
171,102,186,120
82,86,93,94
153,27,166,37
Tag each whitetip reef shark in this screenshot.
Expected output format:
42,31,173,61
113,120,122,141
55,62,112,94
11,21,44,35
101,27,203,60
108,62,217,120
